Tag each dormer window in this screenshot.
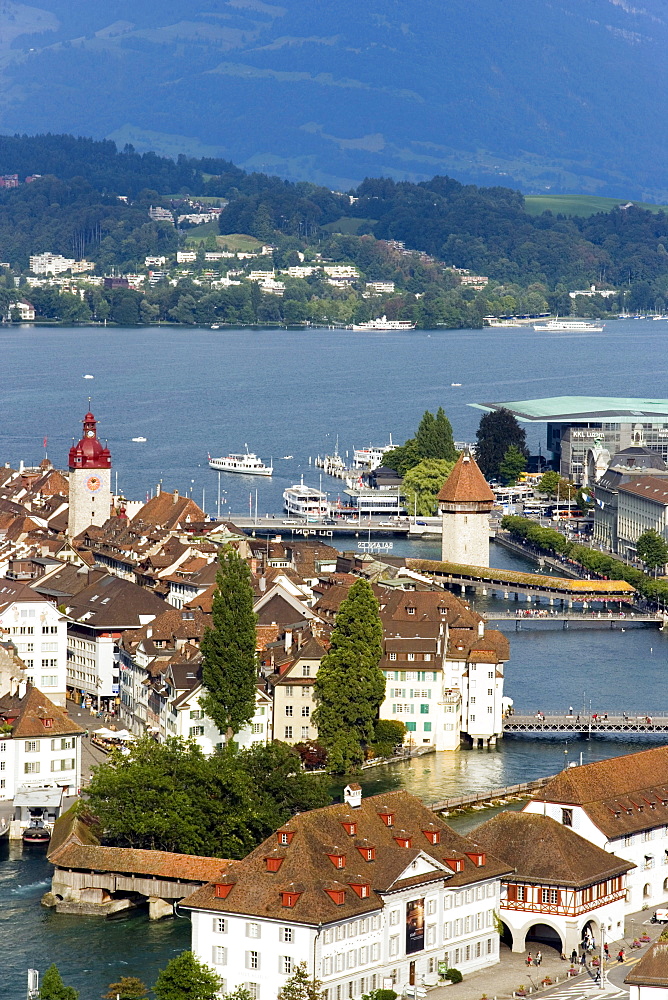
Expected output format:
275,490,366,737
325,888,346,905
327,852,346,869
277,830,295,846
394,835,412,848
349,882,370,899
265,856,284,872
465,851,486,867
357,845,376,862
445,857,465,872
42,718,53,729
406,607,416,615
423,829,441,845
281,890,302,907
215,881,236,899
341,821,357,837
378,810,394,827
438,607,447,615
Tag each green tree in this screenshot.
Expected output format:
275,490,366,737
403,458,456,515
499,444,528,485
313,579,385,774
384,408,457,475
153,952,221,1000
475,408,528,479
537,470,560,495
201,547,258,739
277,962,324,1000
40,965,79,1000
636,529,668,574
372,719,406,757
103,977,148,1000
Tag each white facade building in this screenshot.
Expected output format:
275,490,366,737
0,582,68,706
175,682,272,752
524,746,668,914
184,788,511,999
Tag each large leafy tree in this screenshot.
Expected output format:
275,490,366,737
499,444,528,485
103,978,148,1000
85,737,329,857
384,407,457,476
475,408,528,479
403,458,456,515
153,952,221,1000
40,965,78,1000
636,529,668,574
201,546,258,739
313,579,385,773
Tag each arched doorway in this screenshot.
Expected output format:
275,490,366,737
644,883,652,900
499,921,514,950
581,919,598,951
526,923,563,953
663,877,668,894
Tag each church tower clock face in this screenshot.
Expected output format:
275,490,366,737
86,475,101,493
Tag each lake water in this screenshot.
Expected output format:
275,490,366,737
2,319,668,996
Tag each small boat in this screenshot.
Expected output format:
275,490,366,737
131,437,147,443
83,374,94,379
281,455,293,460
23,821,50,845
209,448,273,476
211,324,220,329
451,382,462,387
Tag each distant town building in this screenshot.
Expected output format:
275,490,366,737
0,583,68,706
569,285,617,299
177,251,197,263
30,253,92,276
8,300,35,321
366,281,395,294
148,205,174,224
145,255,167,267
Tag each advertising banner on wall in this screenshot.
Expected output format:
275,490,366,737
406,898,425,954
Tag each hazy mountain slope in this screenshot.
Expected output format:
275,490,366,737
2,0,667,197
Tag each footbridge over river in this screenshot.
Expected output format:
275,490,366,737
503,713,668,738
484,610,665,628
46,842,233,918
405,557,638,607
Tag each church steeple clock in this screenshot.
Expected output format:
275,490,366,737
67,408,112,538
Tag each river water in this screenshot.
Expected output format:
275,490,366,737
2,320,667,996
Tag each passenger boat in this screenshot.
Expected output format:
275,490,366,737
22,821,50,845
208,449,273,476
532,319,604,332
351,315,416,331
283,481,330,519
352,438,394,471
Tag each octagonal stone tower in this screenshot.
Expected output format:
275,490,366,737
437,452,495,566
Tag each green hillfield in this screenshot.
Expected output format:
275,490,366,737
321,216,378,234
524,194,667,217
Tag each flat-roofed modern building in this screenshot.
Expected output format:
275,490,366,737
471,397,668,483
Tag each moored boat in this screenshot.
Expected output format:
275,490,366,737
283,481,330,519
351,315,416,331
533,318,604,332
208,449,273,476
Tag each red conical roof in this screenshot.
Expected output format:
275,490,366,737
68,411,111,470
437,453,494,503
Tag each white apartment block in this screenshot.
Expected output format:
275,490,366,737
0,583,68,706
29,253,91,275
175,683,272,752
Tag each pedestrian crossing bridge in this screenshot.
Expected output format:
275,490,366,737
503,713,668,737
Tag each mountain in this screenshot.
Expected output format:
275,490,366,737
1,0,668,198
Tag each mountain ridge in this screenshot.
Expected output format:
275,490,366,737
1,0,667,197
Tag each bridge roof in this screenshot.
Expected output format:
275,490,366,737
470,396,668,424
405,559,636,596
48,843,233,882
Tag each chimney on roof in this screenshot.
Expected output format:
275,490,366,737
259,575,267,593
18,678,27,699
284,628,293,652
156,483,161,496
478,619,484,638
344,784,362,809
173,489,179,505
146,626,153,639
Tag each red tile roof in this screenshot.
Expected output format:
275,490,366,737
0,683,85,738
436,453,495,504
48,843,234,882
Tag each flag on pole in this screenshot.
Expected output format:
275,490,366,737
43,436,47,449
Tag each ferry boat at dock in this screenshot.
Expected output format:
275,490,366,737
351,315,416,331
208,449,273,476
352,438,394,471
532,318,604,333
283,481,330,520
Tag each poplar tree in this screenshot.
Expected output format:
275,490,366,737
200,547,258,739
313,579,385,773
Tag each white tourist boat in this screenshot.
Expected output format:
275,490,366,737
283,481,330,520
208,448,273,476
351,315,416,331
532,318,604,332
352,437,394,471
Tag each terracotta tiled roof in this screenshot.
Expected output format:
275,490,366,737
131,491,205,530
618,476,668,504
48,843,234,882
625,941,668,986
182,789,512,925
471,811,634,888
436,453,495,504
66,574,166,628
0,683,84,738
532,745,668,837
